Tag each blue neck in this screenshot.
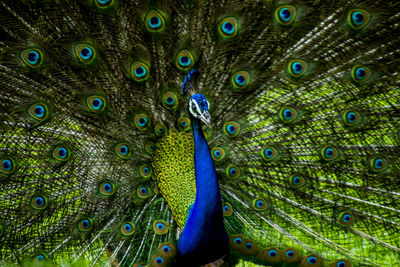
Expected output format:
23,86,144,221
176,118,228,266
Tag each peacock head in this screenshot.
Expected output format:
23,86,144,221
188,93,211,126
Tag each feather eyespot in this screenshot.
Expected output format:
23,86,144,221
351,65,371,84
75,44,96,64
94,0,114,8
178,117,191,131
0,156,16,174
279,107,300,123
267,249,277,257
230,235,245,249
121,222,135,236
261,146,279,161
145,10,166,33
288,60,307,78
115,143,132,160
144,142,156,154
243,240,257,254
218,17,239,38
34,253,48,262
139,164,152,179
78,218,93,232
226,165,240,179
330,259,352,267
161,91,179,110
28,103,49,121
275,5,296,26
222,202,233,217
99,180,115,197
231,71,250,89
223,121,240,138
175,50,195,71
300,254,323,266
159,243,176,256
211,147,226,161
319,145,340,162
134,113,150,130
154,124,167,137
86,95,106,113
52,145,71,162
348,9,370,30
252,197,268,211
31,194,48,210
289,174,306,189
130,61,150,82
137,185,150,199
262,247,281,263
282,248,301,263
368,156,389,173
342,110,363,127
153,220,168,235
20,48,44,68
337,212,355,226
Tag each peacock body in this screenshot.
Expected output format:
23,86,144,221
1,0,400,266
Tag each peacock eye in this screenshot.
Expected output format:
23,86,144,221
94,0,115,9
175,50,195,71
1,156,16,174
78,217,93,231
289,174,306,189
137,185,150,198
333,259,351,267
133,113,150,130
222,202,233,216
86,95,106,113
145,10,166,33
252,197,268,211
337,211,355,226
288,60,307,78
319,145,340,162
351,65,371,84
28,103,49,121
261,145,279,161
267,248,278,258
130,61,150,82
31,194,48,210
368,156,389,173
275,5,296,26
20,48,44,68
115,143,132,159
218,17,239,38
348,9,370,30
75,44,96,64
153,220,168,234
99,180,115,196
52,145,71,162
121,221,135,235
231,71,250,89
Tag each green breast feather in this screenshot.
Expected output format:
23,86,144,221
153,128,196,229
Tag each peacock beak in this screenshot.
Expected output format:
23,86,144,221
200,110,211,127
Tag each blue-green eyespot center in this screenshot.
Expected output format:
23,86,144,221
145,10,166,32
175,50,195,70
21,48,44,68
275,5,296,26
348,9,370,30
75,44,96,64
288,60,307,78
218,17,238,38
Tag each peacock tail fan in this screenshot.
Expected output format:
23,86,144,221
1,0,400,266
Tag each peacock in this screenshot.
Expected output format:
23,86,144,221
1,0,400,266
